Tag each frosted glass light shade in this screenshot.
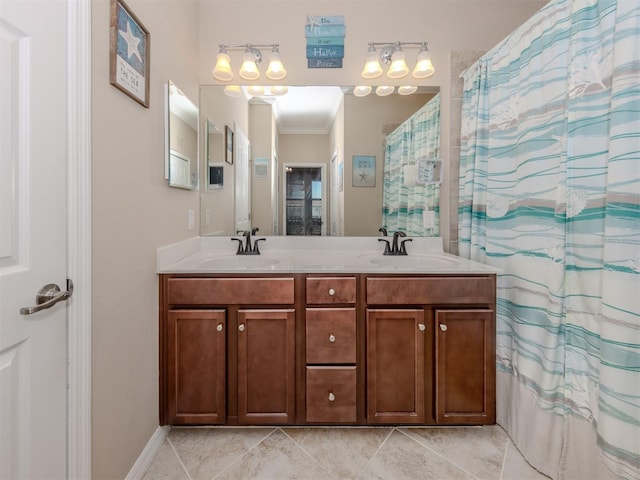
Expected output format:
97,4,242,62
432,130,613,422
398,85,417,95
223,85,242,97
353,86,372,97
266,50,287,80
213,52,233,81
239,52,260,80
376,85,394,96
270,85,288,96
247,85,265,96
387,50,409,79
413,48,435,78
361,48,383,79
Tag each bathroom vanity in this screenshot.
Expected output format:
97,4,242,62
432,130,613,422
157,237,498,427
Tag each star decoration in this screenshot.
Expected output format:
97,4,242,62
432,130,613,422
359,171,368,182
119,21,142,63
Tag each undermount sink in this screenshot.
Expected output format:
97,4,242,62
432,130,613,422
365,254,460,268
203,255,280,267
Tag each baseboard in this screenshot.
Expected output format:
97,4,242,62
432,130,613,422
125,425,170,480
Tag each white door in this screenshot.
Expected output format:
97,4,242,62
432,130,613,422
0,1,70,478
330,153,338,236
234,124,251,233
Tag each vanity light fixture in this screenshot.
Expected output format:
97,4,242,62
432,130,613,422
398,85,418,95
223,85,243,97
361,42,435,80
353,85,373,97
375,85,395,96
270,85,288,96
246,85,265,97
212,43,287,82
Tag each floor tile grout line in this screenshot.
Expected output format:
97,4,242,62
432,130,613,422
396,428,482,480
354,427,397,480
166,434,195,480
499,436,510,480
279,428,339,479
208,427,279,480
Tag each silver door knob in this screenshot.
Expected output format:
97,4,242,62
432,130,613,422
328,392,335,402
329,334,336,343
217,324,223,332
328,288,336,296
238,324,245,332
418,323,426,331
20,279,74,315
439,324,447,332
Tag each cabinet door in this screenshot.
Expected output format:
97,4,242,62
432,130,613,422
167,310,226,425
367,309,425,424
237,309,296,424
435,309,495,424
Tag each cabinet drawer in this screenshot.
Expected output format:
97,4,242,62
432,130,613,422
167,277,294,305
306,277,356,304
306,366,356,423
366,276,495,305
306,309,356,364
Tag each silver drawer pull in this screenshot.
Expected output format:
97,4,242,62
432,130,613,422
329,334,336,343
217,324,223,332
328,288,336,296
328,392,335,402
439,324,447,332
238,324,245,332
418,323,426,331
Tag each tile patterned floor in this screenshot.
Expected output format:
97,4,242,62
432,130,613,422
143,425,550,480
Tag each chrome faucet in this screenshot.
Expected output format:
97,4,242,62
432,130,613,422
378,230,412,255
232,229,265,255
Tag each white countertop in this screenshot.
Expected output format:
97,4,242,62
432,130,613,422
157,236,501,275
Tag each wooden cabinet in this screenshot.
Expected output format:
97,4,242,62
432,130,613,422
166,310,226,425
160,272,495,427
366,309,425,424
237,309,296,424
435,309,495,424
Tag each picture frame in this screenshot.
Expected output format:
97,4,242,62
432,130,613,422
225,126,234,165
208,166,224,189
352,155,376,187
109,0,150,108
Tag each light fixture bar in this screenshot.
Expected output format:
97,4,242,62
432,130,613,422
213,43,287,83
361,41,434,81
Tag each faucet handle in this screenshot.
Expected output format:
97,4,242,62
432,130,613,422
378,238,391,255
252,238,266,254
378,227,388,236
231,237,244,254
400,238,412,255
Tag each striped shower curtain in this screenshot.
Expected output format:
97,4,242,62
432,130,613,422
382,93,440,236
459,0,639,478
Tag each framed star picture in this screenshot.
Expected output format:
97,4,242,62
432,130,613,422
352,155,376,187
109,0,150,107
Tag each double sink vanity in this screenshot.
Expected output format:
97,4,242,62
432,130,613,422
157,236,499,427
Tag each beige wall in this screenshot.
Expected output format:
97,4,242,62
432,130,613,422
250,103,276,233
90,1,547,478
91,0,200,478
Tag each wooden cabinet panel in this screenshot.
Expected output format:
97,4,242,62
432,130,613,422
306,308,356,364
167,310,226,425
306,366,357,423
366,276,495,305
366,309,425,424
237,309,296,424
306,277,356,304
435,309,495,424
167,277,294,305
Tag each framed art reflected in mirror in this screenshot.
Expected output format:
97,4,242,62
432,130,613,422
225,126,234,165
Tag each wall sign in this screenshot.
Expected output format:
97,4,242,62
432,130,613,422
305,15,345,69
352,155,376,188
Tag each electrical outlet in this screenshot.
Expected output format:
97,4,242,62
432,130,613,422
188,210,195,230
423,210,435,229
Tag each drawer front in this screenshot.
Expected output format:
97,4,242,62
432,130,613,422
306,277,356,304
167,277,295,305
306,309,356,364
366,276,495,305
306,366,357,423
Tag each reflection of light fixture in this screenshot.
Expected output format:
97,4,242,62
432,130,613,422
398,85,417,95
223,85,243,97
247,85,265,96
270,85,288,96
353,85,372,97
362,42,435,80
213,43,287,83
376,86,394,96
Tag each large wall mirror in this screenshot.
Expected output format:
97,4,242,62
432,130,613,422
199,85,440,236
165,80,199,189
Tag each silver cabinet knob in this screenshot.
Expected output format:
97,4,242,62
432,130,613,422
328,288,336,296
439,324,447,332
328,393,336,402
217,324,223,332
238,324,245,332
418,323,426,331
329,334,336,343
